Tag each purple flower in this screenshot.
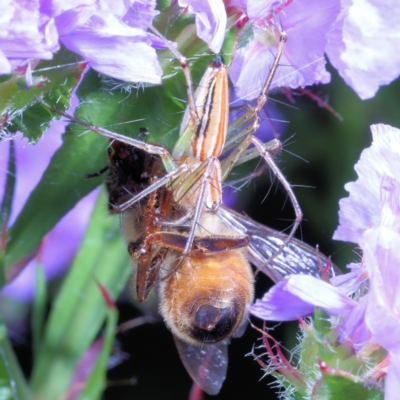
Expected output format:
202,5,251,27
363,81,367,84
249,274,356,321
229,0,341,100
333,124,400,244
361,223,400,398
0,0,230,84
0,0,59,74
326,0,400,100
52,0,162,83
178,0,227,53
362,227,400,347
1,0,162,83
249,124,400,398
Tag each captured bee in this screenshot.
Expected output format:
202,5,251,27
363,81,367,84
86,133,254,344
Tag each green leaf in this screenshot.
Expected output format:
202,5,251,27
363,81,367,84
5,127,107,269
275,376,304,400
74,68,186,151
78,306,118,400
300,316,355,372
298,317,387,400
31,264,47,361
1,48,84,143
0,141,16,288
30,189,131,399
0,319,31,400
0,141,16,227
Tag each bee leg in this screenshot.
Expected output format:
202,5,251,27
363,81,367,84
144,232,249,254
113,163,189,213
129,239,167,302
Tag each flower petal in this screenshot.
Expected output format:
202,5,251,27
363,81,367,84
338,296,370,350
178,0,227,53
60,11,162,83
249,275,356,321
362,228,400,353
326,0,400,100
53,2,98,36
230,0,340,99
334,124,400,244
0,51,11,74
386,352,400,400
329,263,367,295
0,0,59,73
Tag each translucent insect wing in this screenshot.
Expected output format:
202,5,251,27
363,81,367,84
173,336,228,395
217,206,340,282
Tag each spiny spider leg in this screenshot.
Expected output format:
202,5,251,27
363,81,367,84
181,157,220,256
160,209,194,227
251,136,302,268
148,24,199,129
36,98,176,172
113,163,189,212
219,21,301,265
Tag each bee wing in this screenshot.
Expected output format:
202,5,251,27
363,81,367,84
173,335,228,395
217,206,340,283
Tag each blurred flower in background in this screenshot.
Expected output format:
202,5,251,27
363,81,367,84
0,109,100,305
